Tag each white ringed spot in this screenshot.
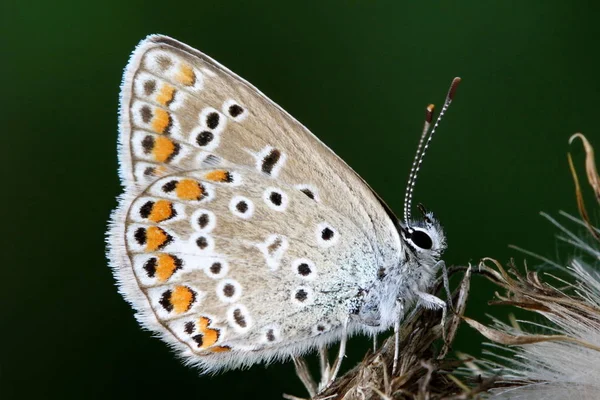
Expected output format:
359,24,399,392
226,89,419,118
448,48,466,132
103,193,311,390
199,107,227,134
203,259,229,280
316,222,339,248
291,258,317,280
261,325,281,344
191,209,216,232
190,233,215,253
230,195,254,219
190,125,220,151
291,286,314,306
216,279,242,303
255,145,286,177
263,187,288,212
222,99,248,122
227,304,252,333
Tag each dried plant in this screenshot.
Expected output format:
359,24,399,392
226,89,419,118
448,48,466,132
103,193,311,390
465,133,600,399
300,266,493,400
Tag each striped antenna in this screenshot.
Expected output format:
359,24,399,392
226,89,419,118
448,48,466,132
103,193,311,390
403,104,434,224
403,77,461,225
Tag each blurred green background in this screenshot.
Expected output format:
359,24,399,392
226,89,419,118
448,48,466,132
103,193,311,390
2,1,599,398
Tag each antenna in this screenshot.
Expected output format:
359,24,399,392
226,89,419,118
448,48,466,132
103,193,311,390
402,77,461,225
403,104,434,224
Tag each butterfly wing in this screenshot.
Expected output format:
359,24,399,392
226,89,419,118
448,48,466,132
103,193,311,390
108,35,402,371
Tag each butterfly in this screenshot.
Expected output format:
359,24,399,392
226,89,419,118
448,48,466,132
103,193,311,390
107,34,459,394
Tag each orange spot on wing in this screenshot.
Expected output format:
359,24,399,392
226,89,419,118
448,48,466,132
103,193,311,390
146,226,169,251
152,136,176,163
148,200,173,223
201,330,219,348
176,64,196,86
152,108,171,134
156,253,178,282
209,346,231,353
199,317,219,347
204,170,230,182
171,286,195,314
198,316,211,331
197,317,219,348
156,84,175,106
176,179,204,200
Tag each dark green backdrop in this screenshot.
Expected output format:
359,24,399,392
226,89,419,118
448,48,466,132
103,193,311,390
2,1,599,399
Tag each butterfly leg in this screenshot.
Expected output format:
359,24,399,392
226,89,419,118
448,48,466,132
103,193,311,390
293,356,317,398
318,316,349,392
426,261,452,343
416,291,447,339
372,334,378,352
436,260,452,305
319,346,331,385
391,299,406,375
392,313,401,375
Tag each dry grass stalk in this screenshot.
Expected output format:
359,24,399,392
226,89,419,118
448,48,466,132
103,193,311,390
315,266,493,400
465,133,600,399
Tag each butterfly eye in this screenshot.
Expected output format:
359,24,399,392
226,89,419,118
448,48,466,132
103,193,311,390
409,230,433,250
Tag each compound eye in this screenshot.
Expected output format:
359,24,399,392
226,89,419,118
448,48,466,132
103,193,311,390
410,230,433,250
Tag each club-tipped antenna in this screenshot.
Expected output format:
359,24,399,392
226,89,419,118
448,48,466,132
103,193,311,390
403,105,435,224
403,77,461,225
